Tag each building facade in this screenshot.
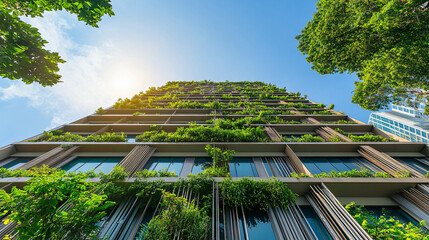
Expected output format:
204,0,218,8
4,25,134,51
0,81,428,239
369,104,429,143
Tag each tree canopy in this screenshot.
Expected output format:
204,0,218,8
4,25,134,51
0,0,114,86
296,0,429,112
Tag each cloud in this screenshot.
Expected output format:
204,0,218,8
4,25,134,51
0,12,151,130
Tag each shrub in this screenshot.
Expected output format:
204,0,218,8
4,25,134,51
95,107,106,114
138,191,211,240
346,202,428,239
283,134,325,142
29,131,128,142
313,169,390,178
135,121,270,142
348,133,397,142
204,145,235,177
220,178,297,210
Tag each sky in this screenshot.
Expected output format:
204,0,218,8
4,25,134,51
0,0,372,147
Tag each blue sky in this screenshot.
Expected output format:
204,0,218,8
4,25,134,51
0,0,371,147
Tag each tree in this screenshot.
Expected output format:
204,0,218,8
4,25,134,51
296,0,429,112
0,169,114,239
0,0,114,86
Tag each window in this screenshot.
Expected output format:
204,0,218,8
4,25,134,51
191,157,212,174
229,157,259,177
126,135,137,143
300,157,383,175
394,157,429,175
223,208,276,240
144,157,185,174
410,127,415,133
0,157,33,169
365,206,419,226
422,132,427,138
62,157,122,173
301,206,333,240
399,123,404,128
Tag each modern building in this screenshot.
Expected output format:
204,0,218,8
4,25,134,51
369,104,429,143
0,81,428,239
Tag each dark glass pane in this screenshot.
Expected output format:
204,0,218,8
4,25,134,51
241,209,276,240
229,158,259,177
143,157,159,171
191,157,212,174
78,158,105,172
95,157,122,173
152,157,171,171
2,157,33,169
126,135,137,143
313,161,336,173
300,158,322,174
262,158,274,177
329,158,351,172
62,157,89,172
144,157,185,174
301,206,332,240
167,157,185,175
301,157,379,174
394,157,429,175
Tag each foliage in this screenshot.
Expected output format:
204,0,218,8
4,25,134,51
313,169,391,178
296,0,429,112
328,104,335,110
0,170,114,239
283,134,325,142
135,121,270,142
335,128,346,135
99,166,128,182
204,145,235,177
290,172,311,178
95,107,106,115
29,130,128,142
0,0,114,86
324,120,357,124
220,178,297,210
133,112,142,116
134,169,178,178
138,190,211,240
346,202,429,239
348,133,397,142
310,110,333,115
329,135,346,142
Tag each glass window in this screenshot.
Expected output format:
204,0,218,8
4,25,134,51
1,157,33,169
365,206,419,226
126,135,137,143
238,209,276,240
191,157,212,174
399,123,404,128
301,206,332,240
62,157,122,173
405,126,409,131
410,127,415,133
300,157,382,174
143,157,185,174
229,157,259,177
394,157,429,175
422,132,427,138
